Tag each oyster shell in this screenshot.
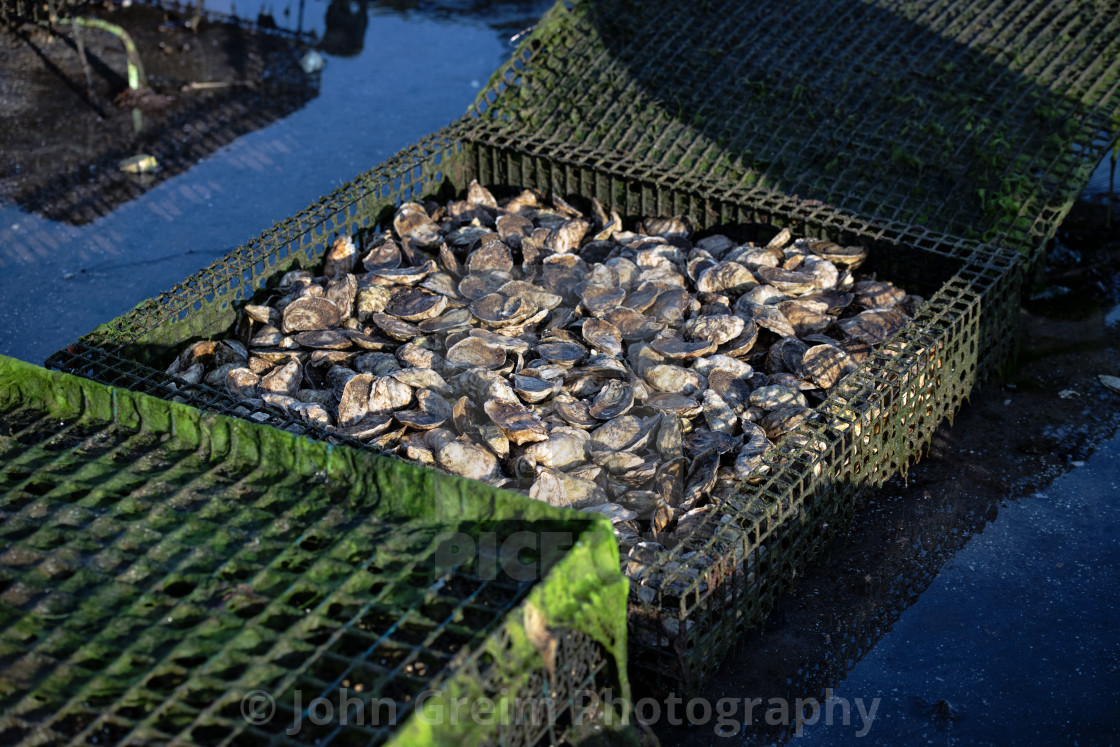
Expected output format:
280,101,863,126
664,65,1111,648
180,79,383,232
446,337,506,370
839,308,908,345
484,399,548,444
683,314,744,345
225,368,260,399
436,440,499,481
588,380,634,420
393,203,442,248
323,235,360,278
337,372,374,427
384,288,447,322
800,344,856,389
258,360,302,396
282,297,341,333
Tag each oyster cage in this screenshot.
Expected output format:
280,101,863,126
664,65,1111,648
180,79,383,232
465,0,1120,265
46,129,1023,694
0,355,629,746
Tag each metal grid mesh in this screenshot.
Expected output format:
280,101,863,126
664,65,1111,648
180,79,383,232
0,358,626,746
466,0,1120,262
625,260,1014,692
47,130,1023,694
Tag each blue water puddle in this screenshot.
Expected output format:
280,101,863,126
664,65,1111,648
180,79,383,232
796,436,1120,745
1083,146,1118,202
0,0,549,363
1106,304,1120,329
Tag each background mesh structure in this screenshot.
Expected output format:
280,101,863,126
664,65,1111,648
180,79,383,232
466,0,1120,265
0,357,628,746
46,128,1023,693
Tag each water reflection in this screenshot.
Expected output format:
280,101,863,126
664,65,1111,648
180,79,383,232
0,0,550,364
232,0,549,42
301,0,547,59
4,2,320,226
320,0,369,56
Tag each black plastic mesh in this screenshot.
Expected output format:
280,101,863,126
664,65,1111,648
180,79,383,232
466,0,1120,263
0,359,625,745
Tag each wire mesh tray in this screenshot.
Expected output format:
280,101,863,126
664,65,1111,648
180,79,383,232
46,129,1022,694
0,355,628,745
466,0,1120,266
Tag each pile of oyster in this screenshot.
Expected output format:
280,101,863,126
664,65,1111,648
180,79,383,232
167,181,919,558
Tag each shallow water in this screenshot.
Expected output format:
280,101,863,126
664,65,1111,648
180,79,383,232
0,0,549,363
797,433,1120,745
1083,145,1118,203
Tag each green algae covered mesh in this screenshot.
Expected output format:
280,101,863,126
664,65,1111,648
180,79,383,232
0,356,628,746
466,0,1120,261
47,129,1023,693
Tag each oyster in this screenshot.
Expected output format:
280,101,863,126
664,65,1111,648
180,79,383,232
225,368,260,399
393,203,442,248
651,338,716,359
761,405,814,439
467,235,515,274
853,280,906,309
588,380,634,420
554,394,599,428
282,297,341,333
800,344,856,389
750,384,807,410
436,440,499,481
258,360,302,396
446,337,506,370
807,240,867,268
384,288,447,322
369,312,422,341
324,235,360,278
363,241,403,272
530,467,604,509
839,308,908,345
522,428,589,470
582,318,624,357
590,415,642,451
337,372,374,427
484,399,548,444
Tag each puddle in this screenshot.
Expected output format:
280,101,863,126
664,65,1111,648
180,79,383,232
1081,144,1118,204
0,0,551,364
796,433,1120,745
1105,303,1120,328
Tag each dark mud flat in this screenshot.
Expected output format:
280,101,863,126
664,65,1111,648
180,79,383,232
652,199,1120,746
0,3,316,224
